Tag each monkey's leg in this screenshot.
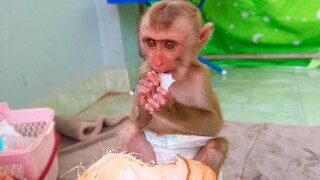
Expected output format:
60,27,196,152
118,123,156,163
194,137,229,174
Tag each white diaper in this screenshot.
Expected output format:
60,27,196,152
145,131,223,180
144,131,212,163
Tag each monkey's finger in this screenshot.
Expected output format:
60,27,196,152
156,87,174,108
137,86,153,103
139,79,157,95
136,87,148,104
146,71,160,87
138,93,148,106
145,103,155,113
138,80,156,97
136,84,149,95
147,98,161,111
156,87,172,100
152,94,167,107
138,79,152,88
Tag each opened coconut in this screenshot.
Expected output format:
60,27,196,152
80,152,216,180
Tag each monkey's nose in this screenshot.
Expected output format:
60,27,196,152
154,62,164,67
154,60,164,67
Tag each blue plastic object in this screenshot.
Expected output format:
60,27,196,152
198,0,205,10
198,56,226,75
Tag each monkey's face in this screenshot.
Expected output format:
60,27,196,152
139,19,197,73
140,38,181,73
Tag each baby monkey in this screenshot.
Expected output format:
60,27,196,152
119,0,228,175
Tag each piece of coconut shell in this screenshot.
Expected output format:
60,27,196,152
80,152,216,180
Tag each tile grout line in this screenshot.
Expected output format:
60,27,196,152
293,70,309,126
240,124,263,178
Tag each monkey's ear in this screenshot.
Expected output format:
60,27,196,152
199,23,214,49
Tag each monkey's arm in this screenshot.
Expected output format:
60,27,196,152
147,87,223,136
131,94,152,129
160,97,223,136
146,66,223,136
131,63,160,129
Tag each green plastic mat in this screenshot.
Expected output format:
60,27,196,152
189,0,320,67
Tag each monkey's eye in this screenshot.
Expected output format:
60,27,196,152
164,41,176,49
146,39,156,48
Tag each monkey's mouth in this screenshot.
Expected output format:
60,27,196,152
151,66,164,73
155,69,170,74
151,65,171,74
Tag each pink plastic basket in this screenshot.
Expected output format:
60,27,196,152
0,102,59,180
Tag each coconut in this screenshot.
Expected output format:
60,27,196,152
80,152,216,180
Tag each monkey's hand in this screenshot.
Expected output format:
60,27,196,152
136,71,160,106
144,86,175,113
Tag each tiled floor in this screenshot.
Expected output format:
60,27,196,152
213,67,320,125
79,67,320,126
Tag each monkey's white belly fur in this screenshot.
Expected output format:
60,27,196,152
145,131,212,163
